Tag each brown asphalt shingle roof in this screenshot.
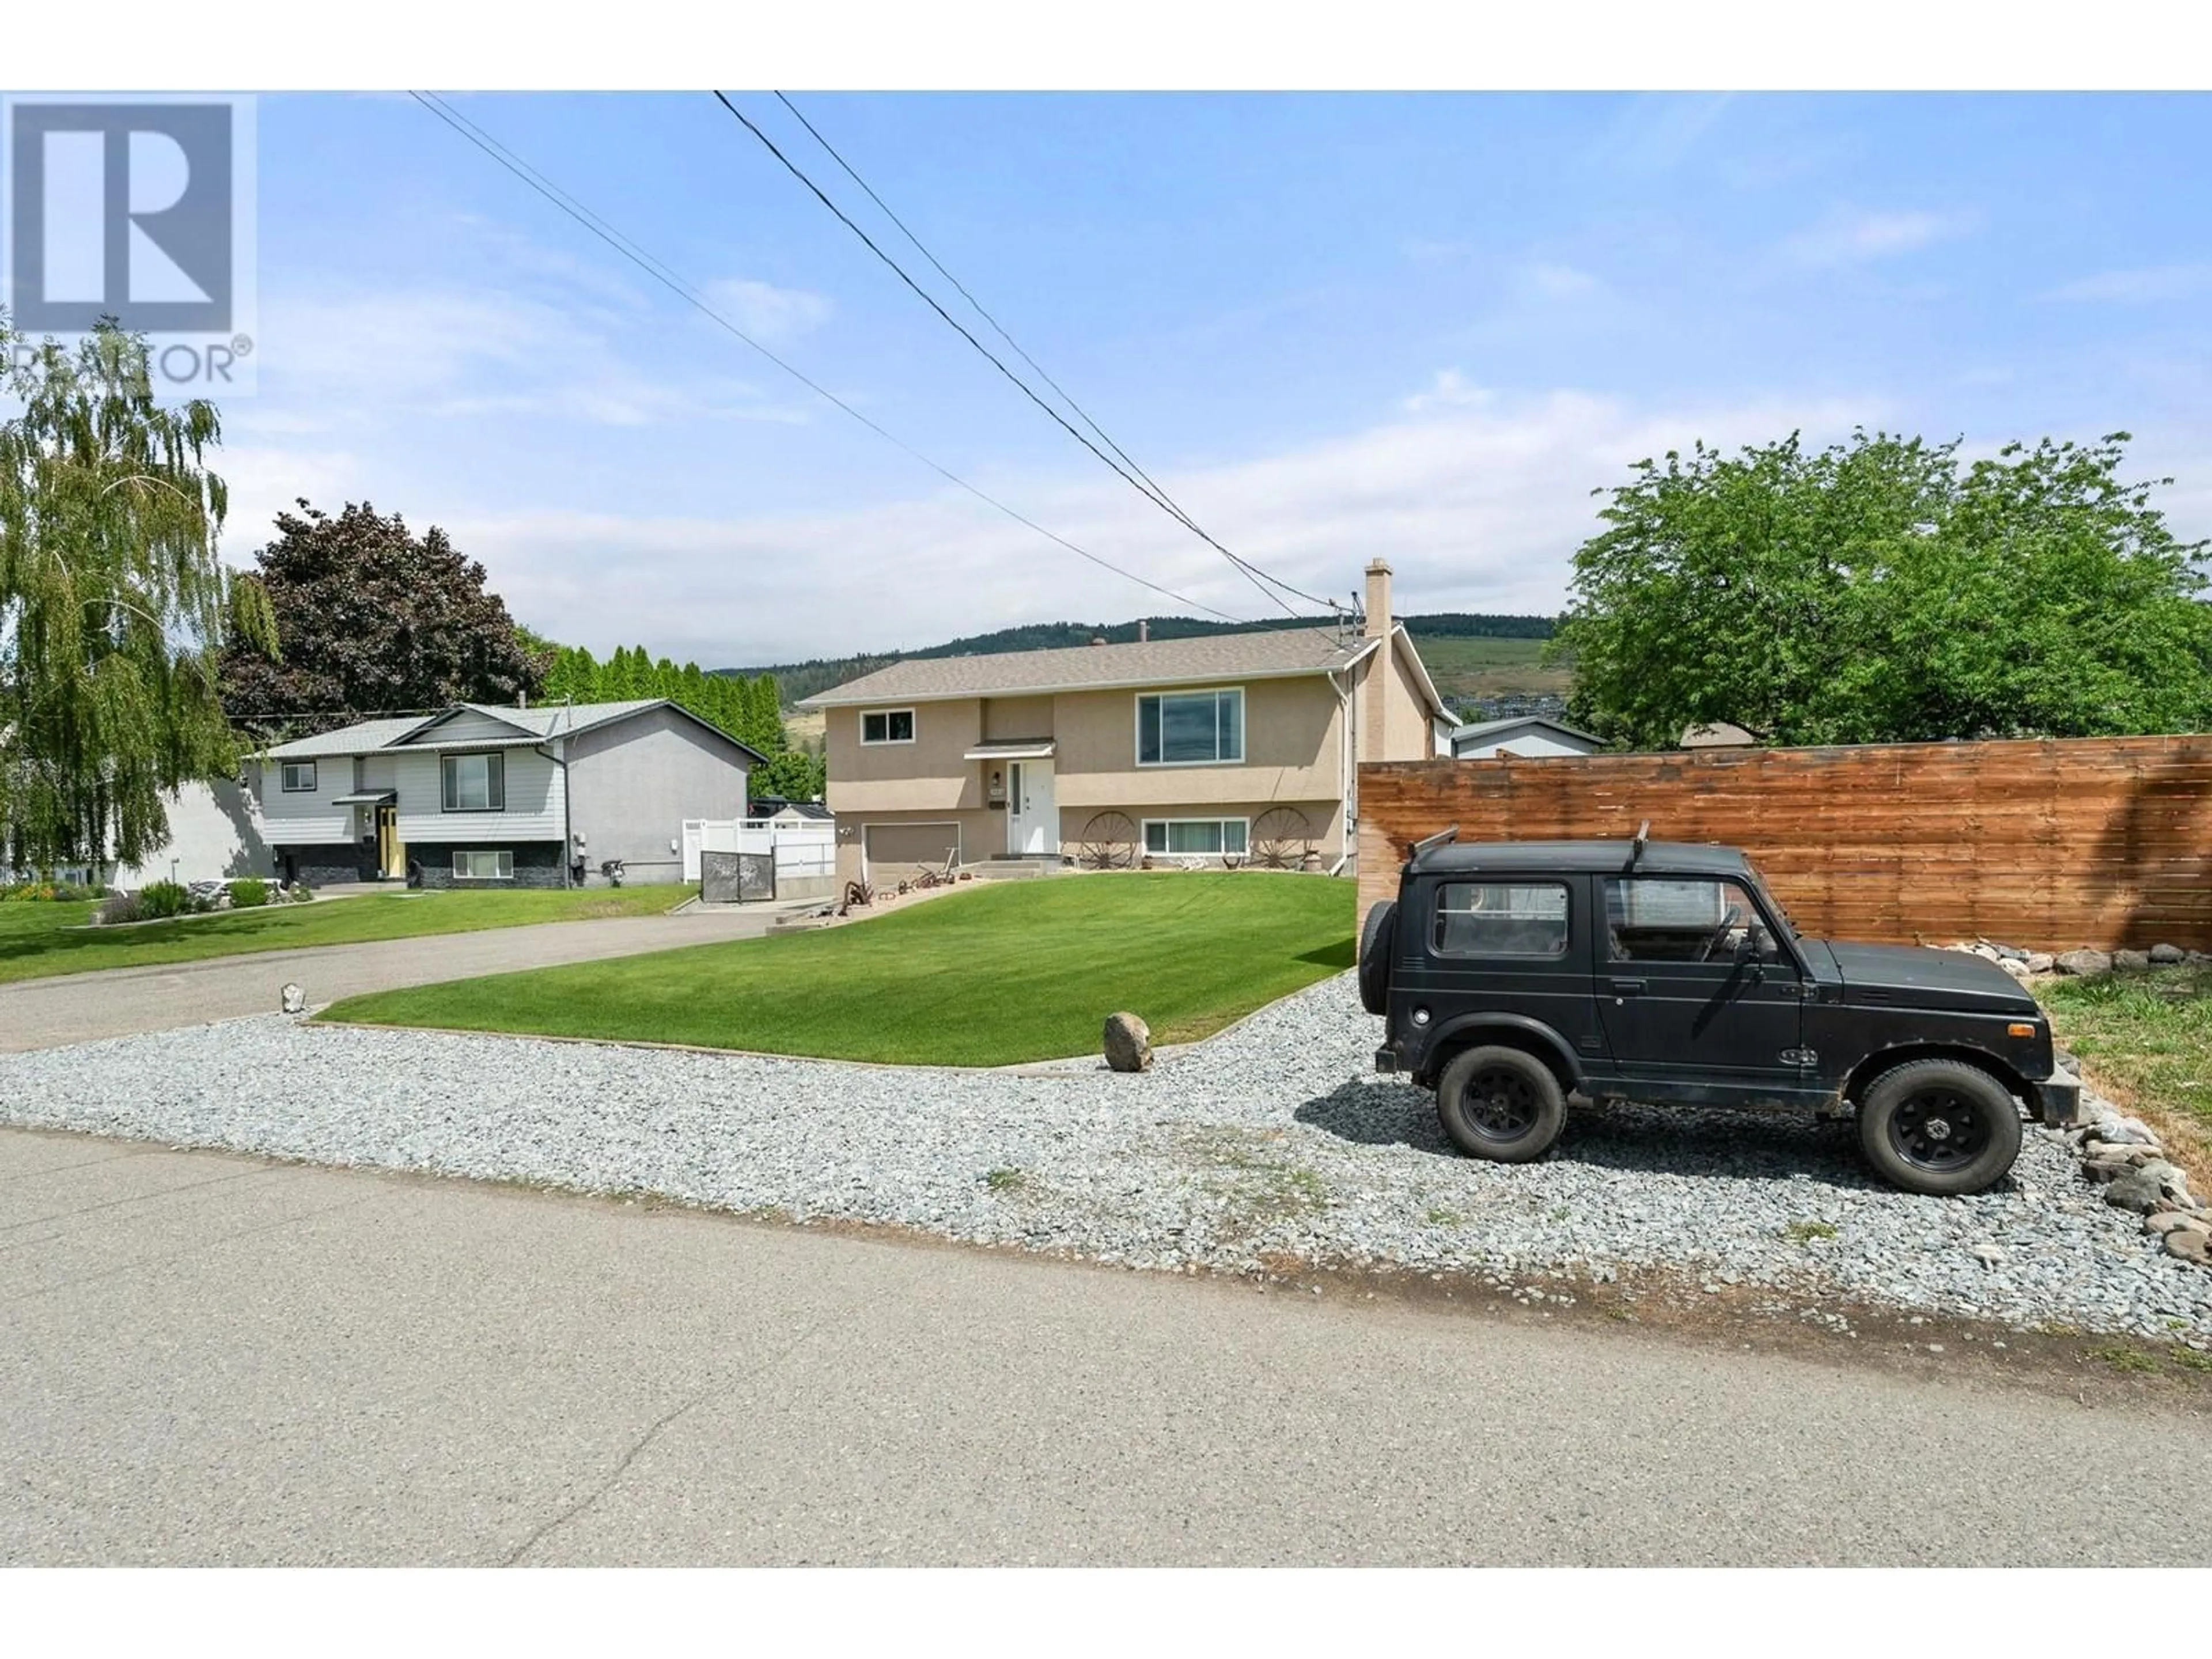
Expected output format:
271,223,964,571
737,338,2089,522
798,627,1382,707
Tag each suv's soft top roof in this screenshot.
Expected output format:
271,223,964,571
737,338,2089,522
1408,839,1753,877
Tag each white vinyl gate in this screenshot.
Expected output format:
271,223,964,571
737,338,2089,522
681,819,835,885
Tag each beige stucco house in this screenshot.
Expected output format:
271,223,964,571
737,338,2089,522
800,561,1448,883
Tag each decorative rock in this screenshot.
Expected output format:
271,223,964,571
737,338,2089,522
2114,949,2153,972
2091,1115,2160,1148
2055,949,2112,976
2026,952,2055,975
1969,1241,2008,1269
2056,1050,2081,1077
280,983,306,1014
1991,942,2031,962
2084,1146,2159,1180
1102,1012,1153,1073
2164,1230,2211,1266
1998,959,2032,980
2144,1211,2192,1237
1967,943,2002,962
2150,943,2187,966
2105,1166,2177,1213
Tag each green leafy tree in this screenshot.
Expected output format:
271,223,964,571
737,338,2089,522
219,501,547,740
1,322,276,869
1555,429,2212,749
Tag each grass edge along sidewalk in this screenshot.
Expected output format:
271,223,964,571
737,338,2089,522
320,872,1357,1069
2041,965,2212,1189
0,885,694,986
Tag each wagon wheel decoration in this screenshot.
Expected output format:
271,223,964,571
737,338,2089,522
1076,811,1140,870
1249,808,1316,870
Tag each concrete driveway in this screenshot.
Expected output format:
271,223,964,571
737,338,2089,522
2,1125,2205,1566
0,903,805,1051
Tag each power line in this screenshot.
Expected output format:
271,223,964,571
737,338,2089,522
406,90,1252,628
713,91,1341,624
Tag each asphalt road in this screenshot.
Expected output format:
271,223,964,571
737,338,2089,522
2,1125,2203,1566
0,902,804,1051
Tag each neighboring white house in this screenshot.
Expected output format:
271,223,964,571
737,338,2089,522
108,779,273,889
257,700,763,889
1446,714,1604,759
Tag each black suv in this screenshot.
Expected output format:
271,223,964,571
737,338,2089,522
1359,832,2082,1196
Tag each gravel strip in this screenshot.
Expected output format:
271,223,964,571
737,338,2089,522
3,973,2205,1342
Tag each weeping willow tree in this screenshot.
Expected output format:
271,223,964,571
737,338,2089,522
0,321,277,871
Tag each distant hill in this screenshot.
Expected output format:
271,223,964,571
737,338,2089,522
721,611,1559,710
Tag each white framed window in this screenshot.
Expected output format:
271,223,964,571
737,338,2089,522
442,751,505,812
452,850,514,881
1142,818,1250,857
1136,688,1243,767
860,709,916,745
279,760,317,793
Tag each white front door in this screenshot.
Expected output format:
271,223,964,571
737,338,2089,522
1006,760,1058,857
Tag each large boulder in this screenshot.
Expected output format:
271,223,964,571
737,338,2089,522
2025,951,2056,975
2150,943,2187,966
2055,948,2112,977
2105,1161,2192,1214
1103,1011,1153,1073
2114,948,2153,972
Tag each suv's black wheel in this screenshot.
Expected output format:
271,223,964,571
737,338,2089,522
1437,1046,1568,1164
1857,1059,2023,1196
1357,899,1397,1016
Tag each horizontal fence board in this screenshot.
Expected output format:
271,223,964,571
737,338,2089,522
1356,734,2212,950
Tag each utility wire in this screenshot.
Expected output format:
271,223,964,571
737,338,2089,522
770,90,1346,624
407,90,1252,628
714,91,1342,626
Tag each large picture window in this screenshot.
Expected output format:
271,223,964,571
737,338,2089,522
860,709,915,745
279,760,317,793
442,752,505,812
1142,819,1249,857
1137,688,1243,766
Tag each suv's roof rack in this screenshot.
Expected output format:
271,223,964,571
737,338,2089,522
1410,824,1459,858
1626,819,1652,870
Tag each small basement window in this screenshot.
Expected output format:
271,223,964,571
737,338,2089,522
279,760,317,793
452,850,514,881
1142,819,1249,857
861,709,915,745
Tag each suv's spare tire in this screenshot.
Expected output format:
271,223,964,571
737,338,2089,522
1357,899,1397,1015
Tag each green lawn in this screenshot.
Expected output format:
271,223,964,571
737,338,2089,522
2040,968,2212,1185
0,885,693,986
320,872,1358,1066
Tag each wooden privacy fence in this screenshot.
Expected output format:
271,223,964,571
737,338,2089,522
1355,735,2212,952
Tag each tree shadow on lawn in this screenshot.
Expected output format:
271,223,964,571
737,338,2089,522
1294,1080,1942,1195
1293,940,1357,971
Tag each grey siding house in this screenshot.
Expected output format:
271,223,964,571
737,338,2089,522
259,700,763,889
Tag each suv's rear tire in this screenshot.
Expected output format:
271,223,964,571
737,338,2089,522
1857,1058,2023,1196
1438,1046,1568,1164
1357,899,1397,1016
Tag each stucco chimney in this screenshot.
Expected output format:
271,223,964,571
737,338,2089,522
1363,559,1393,641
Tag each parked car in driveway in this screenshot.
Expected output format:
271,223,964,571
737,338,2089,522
1359,832,2083,1195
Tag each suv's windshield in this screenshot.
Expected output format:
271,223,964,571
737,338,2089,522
1745,863,1798,941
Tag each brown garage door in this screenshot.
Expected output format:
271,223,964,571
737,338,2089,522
863,821,961,882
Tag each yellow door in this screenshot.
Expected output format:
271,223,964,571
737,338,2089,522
377,805,405,880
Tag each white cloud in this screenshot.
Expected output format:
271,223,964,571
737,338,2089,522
426,381,1893,666
700,278,834,343
2040,263,2212,304
1400,369,1491,413
1783,207,1977,267
1521,261,1602,300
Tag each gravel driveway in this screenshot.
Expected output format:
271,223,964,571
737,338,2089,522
2,974,2203,1342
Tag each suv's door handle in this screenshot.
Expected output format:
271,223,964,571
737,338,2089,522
1608,978,1647,995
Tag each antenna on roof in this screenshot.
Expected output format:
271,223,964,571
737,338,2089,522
1627,819,1651,870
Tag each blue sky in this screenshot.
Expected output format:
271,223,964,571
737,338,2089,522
219,92,2212,664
